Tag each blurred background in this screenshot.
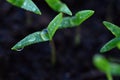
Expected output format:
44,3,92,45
0,0,120,80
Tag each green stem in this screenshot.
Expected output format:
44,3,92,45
106,73,113,80
74,27,81,45
49,39,56,65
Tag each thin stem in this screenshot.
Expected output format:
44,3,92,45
49,39,56,65
106,73,113,80
74,27,81,45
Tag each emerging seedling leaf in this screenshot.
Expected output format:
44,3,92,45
45,0,72,15
100,21,120,53
93,54,120,76
47,13,63,40
59,10,94,29
103,21,120,37
100,37,120,53
7,0,41,15
93,54,111,73
12,13,63,51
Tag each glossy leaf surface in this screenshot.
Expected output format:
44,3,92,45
100,37,120,53
12,13,63,51
45,0,72,15
59,10,94,29
103,21,120,37
7,0,41,15
47,13,63,40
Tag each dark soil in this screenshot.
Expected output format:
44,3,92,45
0,0,120,80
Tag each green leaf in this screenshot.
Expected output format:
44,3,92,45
110,63,120,76
11,30,49,51
7,0,41,15
93,54,111,73
100,37,120,53
47,13,63,40
100,21,120,53
103,21,120,37
12,13,63,51
59,10,94,29
45,0,72,15
93,55,120,76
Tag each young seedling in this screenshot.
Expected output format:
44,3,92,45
93,54,112,80
11,13,63,50
100,21,120,53
93,54,120,80
11,10,94,64
12,13,63,64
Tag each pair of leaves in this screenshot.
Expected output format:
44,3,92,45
12,13,63,51
93,54,120,76
100,21,120,53
12,10,94,51
7,0,72,15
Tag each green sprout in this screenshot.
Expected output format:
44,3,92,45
100,21,120,53
93,54,120,80
11,13,63,51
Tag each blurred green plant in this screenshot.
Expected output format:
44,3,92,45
93,54,120,80
100,21,120,53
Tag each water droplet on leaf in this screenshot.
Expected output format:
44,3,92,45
16,48,24,51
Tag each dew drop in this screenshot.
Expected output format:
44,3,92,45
16,48,24,51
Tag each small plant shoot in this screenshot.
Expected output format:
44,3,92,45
93,55,111,74
12,13,63,51
93,54,120,80
45,0,72,15
100,21,120,53
12,10,94,51
7,0,41,15
59,10,94,29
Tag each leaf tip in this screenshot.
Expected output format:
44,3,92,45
103,21,109,25
100,48,106,53
68,11,72,16
11,46,16,51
